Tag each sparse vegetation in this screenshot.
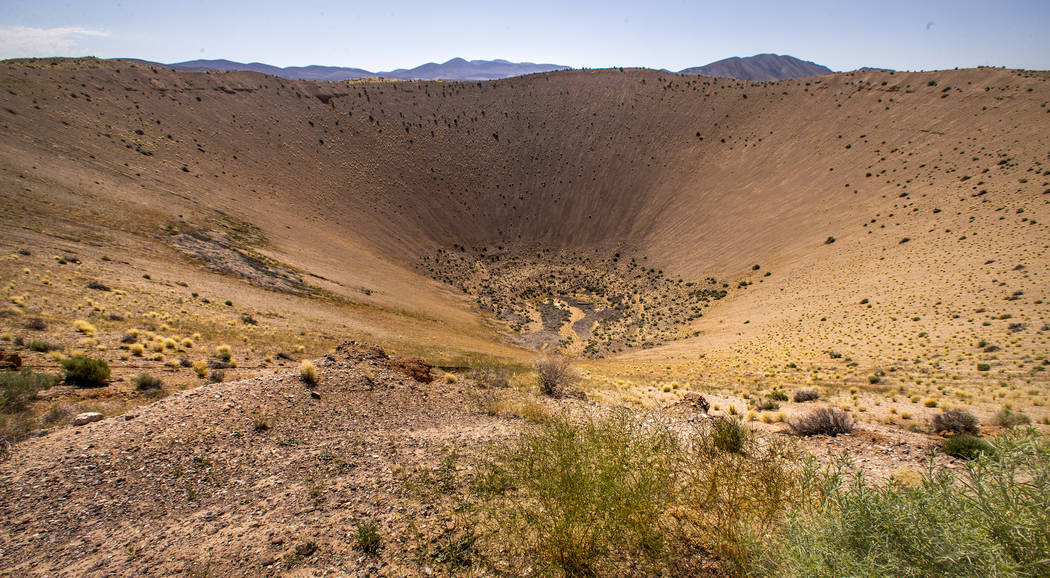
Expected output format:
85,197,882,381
535,355,577,397
942,433,994,460
995,407,1031,428
60,356,111,387
1,369,60,413
299,360,317,384
765,430,1048,576
793,389,819,402
931,408,979,435
354,520,381,555
711,416,749,453
789,407,854,436
132,373,162,391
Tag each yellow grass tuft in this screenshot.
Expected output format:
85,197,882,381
74,319,96,335
299,360,317,383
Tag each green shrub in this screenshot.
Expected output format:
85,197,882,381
481,409,680,575
755,398,781,411
132,373,162,391
354,520,381,555
1,369,61,412
25,340,58,352
61,356,110,387
931,409,979,435
711,417,749,453
943,434,994,460
768,390,789,402
977,363,991,372
995,408,1031,428
762,430,1049,577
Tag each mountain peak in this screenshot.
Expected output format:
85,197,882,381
678,54,832,81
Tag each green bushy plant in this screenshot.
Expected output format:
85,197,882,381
60,356,110,387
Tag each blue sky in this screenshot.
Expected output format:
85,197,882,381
1,1,1047,72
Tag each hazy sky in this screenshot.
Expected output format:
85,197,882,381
1,0,1047,72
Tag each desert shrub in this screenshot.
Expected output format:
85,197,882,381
209,369,225,383
25,340,57,352
354,520,381,555
678,436,799,574
995,408,1031,428
763,430,1049,577
793,389,820,402
710,417,749,454
1,369,60,412
943,434,994,460
755,398,780,411
39,402,75,426
868,374,882,384
299,360,317,384
132,373,162,391
534,355,577,397
789,407,853,436
215,344,232,361
0,413,37,449
60,356,110,387
479,409,681,575
24,318,46,331
931,409,979,435
192,360,209,377
977,363,992,372
768,390,789,402
467,366,512,388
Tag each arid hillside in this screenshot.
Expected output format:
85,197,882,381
0,57,1047,413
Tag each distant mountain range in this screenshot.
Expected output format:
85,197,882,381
161,57,569,81
140,54,834,82
678,54,832,82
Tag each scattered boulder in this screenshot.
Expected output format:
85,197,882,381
72,412,104,426
0,349,22,370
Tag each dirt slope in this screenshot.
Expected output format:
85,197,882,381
1,59,1046,370
0,343,513,576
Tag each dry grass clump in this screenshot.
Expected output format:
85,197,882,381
789,407,854,436
299,360,317,384
73,319,96,335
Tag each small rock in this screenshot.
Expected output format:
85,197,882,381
295,542,317,557
309,391,321,400
0,349,22,370
258,554,275,566
73,412,104,426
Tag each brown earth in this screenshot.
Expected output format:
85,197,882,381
0,57,1048,575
